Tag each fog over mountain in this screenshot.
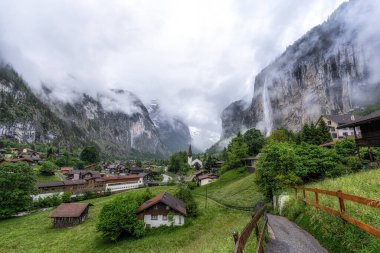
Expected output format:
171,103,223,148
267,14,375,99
0,0,345,150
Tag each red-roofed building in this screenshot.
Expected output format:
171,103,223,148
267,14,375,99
49,203,90,228
137,192,186,228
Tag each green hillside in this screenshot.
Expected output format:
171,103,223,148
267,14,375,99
0,186,256,253
194,169,264,207
283,169,380,253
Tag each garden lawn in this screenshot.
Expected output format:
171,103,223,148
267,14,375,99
194,169,264,207
0,186,253,253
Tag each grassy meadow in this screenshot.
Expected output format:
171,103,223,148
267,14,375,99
283,168,380,253
194,168,264,207
0,185,256,253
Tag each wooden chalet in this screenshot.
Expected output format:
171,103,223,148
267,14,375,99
49,203,90,228
137,192,187,228
338,110,380,148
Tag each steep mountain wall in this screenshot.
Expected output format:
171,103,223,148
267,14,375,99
220,0,380,141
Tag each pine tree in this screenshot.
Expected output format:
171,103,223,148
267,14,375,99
318,120,332,144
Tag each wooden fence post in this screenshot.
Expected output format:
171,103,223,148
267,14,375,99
233,232,239,243
303,189,306,199
337,190,345,213
315,192,319,209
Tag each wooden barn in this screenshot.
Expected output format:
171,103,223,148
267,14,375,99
338,110,380,148
49,203,90,228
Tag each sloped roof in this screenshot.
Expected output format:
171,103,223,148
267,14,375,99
323,114,363,125
36,181,64,188
49,203,89,218
338,109,380,128
198,173,218,181
137,192,187,216
105,175,140,181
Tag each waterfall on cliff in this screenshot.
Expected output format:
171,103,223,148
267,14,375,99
262,78,273,136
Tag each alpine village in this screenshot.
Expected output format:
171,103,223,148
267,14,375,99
0,1,379,253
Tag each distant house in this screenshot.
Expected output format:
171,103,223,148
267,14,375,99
317,114,362,140
17,148,41,164
104,175,144,192
191,170,217,186
49,203,90,228
242,154,260,172
137,192,187,228
60,167,73,175
129,167,144,174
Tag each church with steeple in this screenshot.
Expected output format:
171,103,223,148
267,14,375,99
187,144,203,168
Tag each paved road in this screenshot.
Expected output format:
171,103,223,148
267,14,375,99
162,174,172,183
266,214,329,253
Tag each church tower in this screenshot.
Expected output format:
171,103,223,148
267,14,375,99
187,144,193,166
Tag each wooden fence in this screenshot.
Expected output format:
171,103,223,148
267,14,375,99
233,203,268,253
294,186,380,238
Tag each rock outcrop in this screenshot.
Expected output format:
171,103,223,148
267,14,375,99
220,0,380,142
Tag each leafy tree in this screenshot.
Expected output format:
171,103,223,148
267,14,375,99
175,186,198,217
221,132,248,172
75,160,86,170
80,146,100,164
317,120,333,144
0,162,36,217
243,128,265,155
97,195,145,241
267,128,294,143
135,160,142,167
61,192,72,203
203,155,216,171
168,152,189,174
334,138,356,157
40,161,59,176
142,188,153,202
255,142,301,199
256,142,344,200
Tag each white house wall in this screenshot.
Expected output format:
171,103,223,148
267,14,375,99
106,179,144,192
143,214,185,228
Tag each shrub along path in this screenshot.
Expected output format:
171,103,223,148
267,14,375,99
266,214,328,253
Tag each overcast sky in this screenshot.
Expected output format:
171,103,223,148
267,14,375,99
0,0,346,150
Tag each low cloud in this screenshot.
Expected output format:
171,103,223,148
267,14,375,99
0,0,345,150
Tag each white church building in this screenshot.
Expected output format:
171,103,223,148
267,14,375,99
187,144,203,168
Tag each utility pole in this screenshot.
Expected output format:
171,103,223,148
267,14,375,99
205,186,208,209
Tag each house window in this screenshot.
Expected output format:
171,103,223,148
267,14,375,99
166,206,170,210
327,120,331,125
179,216,182,224
343,132,348,136
162,215,167,221
154,205,158,210
151,215,158,220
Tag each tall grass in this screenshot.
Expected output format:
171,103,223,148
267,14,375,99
194,168,264,207
283,169,380,253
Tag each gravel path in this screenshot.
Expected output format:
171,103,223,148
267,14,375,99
266,214,329,253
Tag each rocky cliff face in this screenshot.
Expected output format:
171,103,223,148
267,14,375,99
148,101,191,153
43,90,169,158
220,0,380,141
0,64,87,146
0,63,171,158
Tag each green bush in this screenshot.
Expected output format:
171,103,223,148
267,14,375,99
40,161,59,176
97,195,145,241
346,156,362,172
334,138,356,157
175,186,198,217
256,142,344,199
61,192,72,203
0,162,36,217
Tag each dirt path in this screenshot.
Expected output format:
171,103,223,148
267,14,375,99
266,214,329,253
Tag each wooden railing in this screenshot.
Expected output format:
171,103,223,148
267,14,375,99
233,203,268,253
294,186,380,238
